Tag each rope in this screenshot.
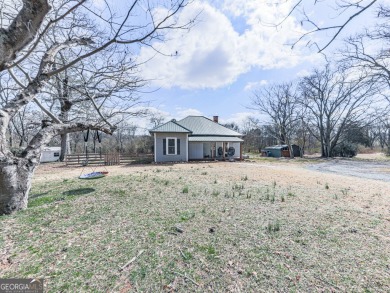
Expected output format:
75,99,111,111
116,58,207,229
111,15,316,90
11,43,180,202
83,129,90,142
79,129,108,177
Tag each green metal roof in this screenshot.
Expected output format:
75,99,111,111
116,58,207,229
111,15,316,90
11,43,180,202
188,136,243,142
149,120,192,133
177,116,243,137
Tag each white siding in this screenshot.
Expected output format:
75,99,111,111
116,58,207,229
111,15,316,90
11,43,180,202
231,142,241,158
189,142,203,159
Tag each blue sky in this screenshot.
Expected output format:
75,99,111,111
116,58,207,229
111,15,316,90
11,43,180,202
124,0,382,132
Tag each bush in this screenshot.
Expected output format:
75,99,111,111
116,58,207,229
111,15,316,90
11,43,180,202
332,142,358,158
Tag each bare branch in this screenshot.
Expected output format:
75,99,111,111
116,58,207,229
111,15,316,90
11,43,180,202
5,0,87,70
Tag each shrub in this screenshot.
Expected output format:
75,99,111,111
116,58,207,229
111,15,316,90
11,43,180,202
332,142,358,157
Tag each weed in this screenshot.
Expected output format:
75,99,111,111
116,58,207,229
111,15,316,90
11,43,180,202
233,183,244,191
281,195,285,202
266,220,280,233
273,180,277,188
206,245,216,255
341,188,349,195
242,175,248,181
246,191,252,199
287,192,296,197
164,180,169,186
199,244,217,258
180,210,195,222
213,179,217,184
325,183,329,190
182,186,189,193
316,228,327,236
212,190,220,197
265,188,270,200
201,171,208,175
114,189,126,196
180,249,193,261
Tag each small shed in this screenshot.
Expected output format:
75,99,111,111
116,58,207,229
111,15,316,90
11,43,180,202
40,147,61,163
261,144,301,158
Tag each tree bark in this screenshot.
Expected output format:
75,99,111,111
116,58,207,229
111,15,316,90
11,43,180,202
0,0,50,71
59,133,69,161
0,158,37,214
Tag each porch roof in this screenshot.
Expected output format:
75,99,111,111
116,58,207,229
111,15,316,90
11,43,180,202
188,136,244,142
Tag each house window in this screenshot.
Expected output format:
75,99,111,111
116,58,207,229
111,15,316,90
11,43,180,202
163,137,181,155
168,138,176,154
53,152,60,157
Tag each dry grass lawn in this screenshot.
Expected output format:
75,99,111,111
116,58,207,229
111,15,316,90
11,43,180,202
0,158,389,292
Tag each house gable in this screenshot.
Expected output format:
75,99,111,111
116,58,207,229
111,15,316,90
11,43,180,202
150,120,192,134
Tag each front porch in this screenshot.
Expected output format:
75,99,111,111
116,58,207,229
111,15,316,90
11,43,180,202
188,137,243,161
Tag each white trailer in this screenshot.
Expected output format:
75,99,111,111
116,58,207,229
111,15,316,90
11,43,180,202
40,147,61,163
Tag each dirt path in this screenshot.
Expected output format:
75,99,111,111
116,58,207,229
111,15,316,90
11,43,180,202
307,160,390,182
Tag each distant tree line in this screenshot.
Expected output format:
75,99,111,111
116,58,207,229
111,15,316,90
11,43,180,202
245,60,390,158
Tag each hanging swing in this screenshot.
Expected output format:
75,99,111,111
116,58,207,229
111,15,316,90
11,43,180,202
79,129,108,179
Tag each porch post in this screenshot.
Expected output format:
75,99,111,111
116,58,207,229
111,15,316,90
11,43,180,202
154,133,157,163
186,134,189,162
222,142,226,161
240,142,243,161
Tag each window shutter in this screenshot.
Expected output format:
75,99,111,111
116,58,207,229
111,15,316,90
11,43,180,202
163,139,166,155
177,139,180,155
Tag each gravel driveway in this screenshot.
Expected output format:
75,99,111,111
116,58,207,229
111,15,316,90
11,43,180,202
307,159,390,182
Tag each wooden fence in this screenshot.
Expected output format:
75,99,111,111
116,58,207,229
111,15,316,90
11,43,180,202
65,153,153,166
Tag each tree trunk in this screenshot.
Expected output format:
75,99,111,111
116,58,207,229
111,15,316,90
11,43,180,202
7,125,13,148
0,158,37,215
59,133,69,162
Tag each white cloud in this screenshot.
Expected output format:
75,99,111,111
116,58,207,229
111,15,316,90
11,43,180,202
126,106,172,134
219,112,255,128
296,69,311,78
175,107,203,119
244,80,268,91
138,0,318,89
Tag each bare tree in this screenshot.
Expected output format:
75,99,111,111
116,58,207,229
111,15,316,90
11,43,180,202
0,0,192,214
280,0,379,53
241,118,279,153
250,83,300,158
298,64,377,157
150,112,166,128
